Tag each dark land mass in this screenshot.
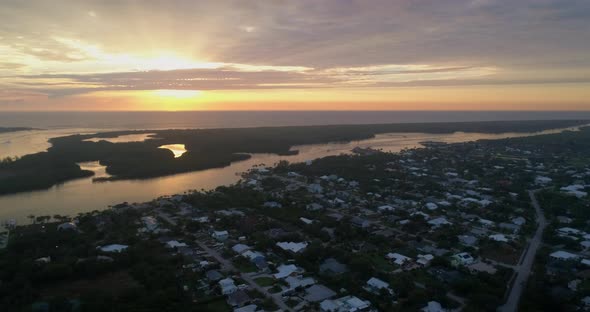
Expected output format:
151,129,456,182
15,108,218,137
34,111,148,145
0,119,588,195
0,127,40,134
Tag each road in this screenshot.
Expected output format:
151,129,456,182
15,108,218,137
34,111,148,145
498,190,547,312
195,240,294,312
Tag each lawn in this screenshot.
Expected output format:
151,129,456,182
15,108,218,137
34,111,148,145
254,276,276,287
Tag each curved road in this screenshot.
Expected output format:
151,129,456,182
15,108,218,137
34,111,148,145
498,190,547,312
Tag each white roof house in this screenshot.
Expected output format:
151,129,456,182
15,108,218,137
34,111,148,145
417,254,434,267
274,264,302,279
452,252,475,266
219,278,238,295
285,276,316,290
320,295,371,312
308,184,324,194
425,203,439,211
386,253,412,265
558,227,582,236
212,230,229,241
232,244,251,254
99,244,128,253
428,217,452,227
300,217,314,225
511,217,526,226
550,251,580,261
422,301,446,312
166,240,188,248
478,218,495,227
234,304,259,312
276,241,308,253
535,176,552,185
141,216,158,231
365,277,394,295
489,234,509,242
378,205,395,212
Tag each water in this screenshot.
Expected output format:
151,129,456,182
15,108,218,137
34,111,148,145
1,111,588,223
0,124,584,223
3,111,590,159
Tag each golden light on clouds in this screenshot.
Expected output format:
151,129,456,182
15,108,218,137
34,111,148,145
0,0,589,111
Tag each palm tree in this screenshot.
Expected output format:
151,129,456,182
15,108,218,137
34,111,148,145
27,214,35,224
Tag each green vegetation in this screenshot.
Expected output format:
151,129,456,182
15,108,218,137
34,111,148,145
253,277,275,287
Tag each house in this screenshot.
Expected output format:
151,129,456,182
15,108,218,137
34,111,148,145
550,251,580,261
458,235,478,247
535,176,552,185
307,203,324,211
263,201,282,208
364,277,394,295
304,284,337,302
511,217,526,226
499,222,520,234
232,244,251,254
234,304,259,312
422,301,446,312
467,262,497,274
425,203,439,211
206,270,224,282
166,240,188,248
219,278,238,295
417,254,434,267
308,184,324,194
560,185,587,198
478,219,495,228
489,234,509,242
452,252,475,266
351,216,370,229
141,216,158,232
557,216,573,224
212,230,229,241
320,296,371,312
276,241,308,253
386,253,412,266
558,227,582,236
428,217,452,228
378,205,395,212
273,264,303,279
300,217,314,225
285,276,316,291
227,290,251,307
98,244,128,253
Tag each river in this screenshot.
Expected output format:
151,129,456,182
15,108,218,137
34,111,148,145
0,126,582,224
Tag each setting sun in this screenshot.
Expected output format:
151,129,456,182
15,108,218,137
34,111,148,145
152,90,202,99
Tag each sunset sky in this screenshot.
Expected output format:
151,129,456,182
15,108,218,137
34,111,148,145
1,0,589,111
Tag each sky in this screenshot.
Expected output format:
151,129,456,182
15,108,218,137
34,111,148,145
0,0,589,111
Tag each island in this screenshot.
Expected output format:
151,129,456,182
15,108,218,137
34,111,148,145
0,119,588,195
0,127,40,134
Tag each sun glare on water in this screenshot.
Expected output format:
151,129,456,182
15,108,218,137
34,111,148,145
158,144,187,158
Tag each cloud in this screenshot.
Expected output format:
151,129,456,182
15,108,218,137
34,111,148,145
0,0,589,104
10,62,506,97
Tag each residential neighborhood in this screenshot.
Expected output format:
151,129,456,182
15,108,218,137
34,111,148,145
1,128,590,311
